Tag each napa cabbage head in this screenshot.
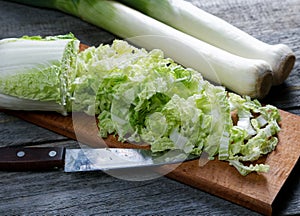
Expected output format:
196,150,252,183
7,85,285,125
0,33,79,114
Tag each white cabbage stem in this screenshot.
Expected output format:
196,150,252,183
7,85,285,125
0,94,65,113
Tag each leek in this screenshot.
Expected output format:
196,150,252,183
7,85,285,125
9,0,274,99
0,34,80,115
119,0,296,86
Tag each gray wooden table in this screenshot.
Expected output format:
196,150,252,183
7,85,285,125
0,0,299,215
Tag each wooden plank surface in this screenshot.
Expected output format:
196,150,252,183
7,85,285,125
1,0,300,215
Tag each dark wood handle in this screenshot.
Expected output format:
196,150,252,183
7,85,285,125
0,147,65,171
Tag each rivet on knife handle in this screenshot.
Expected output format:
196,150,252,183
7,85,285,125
0,147,65,171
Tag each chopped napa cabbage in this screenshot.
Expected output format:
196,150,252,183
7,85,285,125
73,40,281,175
227,93,281,175
73,40,231,159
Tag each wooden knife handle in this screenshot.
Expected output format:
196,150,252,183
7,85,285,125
0,147,65,171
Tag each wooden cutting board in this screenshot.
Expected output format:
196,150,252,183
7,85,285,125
6,109,300,215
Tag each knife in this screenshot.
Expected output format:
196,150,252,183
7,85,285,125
0,147,199,172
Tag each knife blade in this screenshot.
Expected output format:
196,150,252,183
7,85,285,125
0,147,199,172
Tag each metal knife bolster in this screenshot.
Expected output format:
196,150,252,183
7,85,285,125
0,147,65,171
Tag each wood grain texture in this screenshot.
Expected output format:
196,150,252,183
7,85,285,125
0,169,262,216
0,113,70,146
0,0,300,215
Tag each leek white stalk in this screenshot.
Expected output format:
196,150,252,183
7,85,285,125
10,0,273,98
0,34,80,115
119,0,296,85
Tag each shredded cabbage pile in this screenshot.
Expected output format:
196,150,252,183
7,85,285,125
72,40,281,176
